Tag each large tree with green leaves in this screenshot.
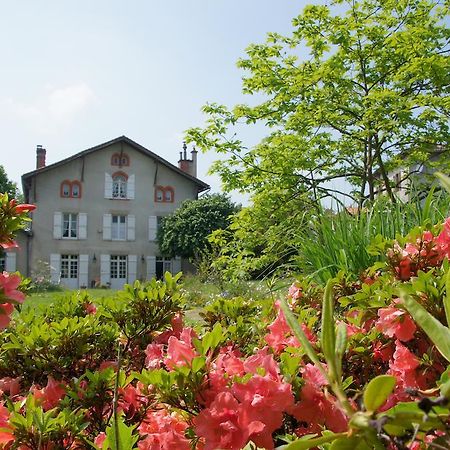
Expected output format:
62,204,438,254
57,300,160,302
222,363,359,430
187,0,449,207
157,194,237,259
0,166,18,199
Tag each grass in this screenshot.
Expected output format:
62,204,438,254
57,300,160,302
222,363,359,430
22,288,118,311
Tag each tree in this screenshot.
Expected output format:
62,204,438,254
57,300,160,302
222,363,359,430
0,166,18,199
187,0,449,207
157,194,237,259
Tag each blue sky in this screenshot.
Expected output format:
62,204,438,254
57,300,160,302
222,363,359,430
0,1,309,203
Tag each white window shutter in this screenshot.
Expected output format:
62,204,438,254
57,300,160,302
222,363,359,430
100,254,110,286
103,214,112,240
127,174,135,199
5,252,16,272
50,254,61,284
148,216,157,241
172,256,181,275
128,255,137,284
104,173,113,199
79,254,89,288
78,213,87,239
127,215,135,241
146,256,156,280
53,212,62,239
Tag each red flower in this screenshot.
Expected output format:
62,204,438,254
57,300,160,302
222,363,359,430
33,377,66,411
138,409,190,450
13,203,36,213
165,329,198,369
0,272,25,303
376,306,416,342
0,403,14,445
194,391,264,450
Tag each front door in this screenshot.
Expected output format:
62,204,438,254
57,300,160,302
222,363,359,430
110,255,127,290
60,254,79,289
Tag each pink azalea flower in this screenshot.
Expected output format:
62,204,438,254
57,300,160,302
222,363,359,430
265,301,316,353
138,409,190,450
232,375,294,449
194,391,264,450
0,377,21,397
0,404,14,445
243,348,280,380
0,272,24,303
165,334,198,369
376,306,416,341
94,432,106,447
288,283,303,300
33,377,66,411
144,343,164,369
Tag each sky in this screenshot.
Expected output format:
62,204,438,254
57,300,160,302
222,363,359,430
0,1,311,204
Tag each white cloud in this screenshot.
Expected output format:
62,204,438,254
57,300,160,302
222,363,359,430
4,83,95,135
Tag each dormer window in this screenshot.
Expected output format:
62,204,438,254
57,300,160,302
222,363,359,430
111,153,130,167
112,172,128,199
60,180,82,198
155,186,174,203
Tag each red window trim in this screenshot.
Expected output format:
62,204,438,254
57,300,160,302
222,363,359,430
60,180,82,198
154,185,174,203
112,170,128,181
111,152,130,167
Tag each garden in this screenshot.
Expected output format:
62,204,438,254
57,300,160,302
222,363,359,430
1,0,449,447
3,175,450,449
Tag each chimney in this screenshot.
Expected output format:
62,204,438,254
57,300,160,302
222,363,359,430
178,142,197,177
36,145,46,169
191,147,197,178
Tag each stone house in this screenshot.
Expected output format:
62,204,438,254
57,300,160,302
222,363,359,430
8,136,209,289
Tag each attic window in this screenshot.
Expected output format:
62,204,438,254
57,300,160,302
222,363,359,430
155,186,174,203
60,180,82,198
111,153,130,167
72,181,81,198
61,181,71,198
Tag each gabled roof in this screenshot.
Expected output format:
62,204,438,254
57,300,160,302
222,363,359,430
22,135,210,192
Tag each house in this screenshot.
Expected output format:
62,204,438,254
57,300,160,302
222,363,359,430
375,144,449,201
10,136,209,289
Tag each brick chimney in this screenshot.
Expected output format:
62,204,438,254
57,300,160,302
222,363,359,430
178,142,197,177
36,145,46,169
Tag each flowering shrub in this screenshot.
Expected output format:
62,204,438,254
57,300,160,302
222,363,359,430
3,188,450,448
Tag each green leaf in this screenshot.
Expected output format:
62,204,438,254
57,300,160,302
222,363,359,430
321,279,337,378
445,268,450,327
335,321,347,380
279,299,325,378
104,414,138,450
363,375,396,412
435,172,450,195
400,289,450,362
278,432,346,449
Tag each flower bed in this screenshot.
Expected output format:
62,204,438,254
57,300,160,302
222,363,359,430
1,192,450,448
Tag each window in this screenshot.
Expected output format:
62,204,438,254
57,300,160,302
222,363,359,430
112,173,127,199
0,253,5,272
71,181,81,198
61,182,71,198
154,186,174,203
62,213,78,238
111,153,130,167
156,257,172,279
61,255,78,279
60,180,82,198
155,187,164,202
111,215,127,240
111,255,127,279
